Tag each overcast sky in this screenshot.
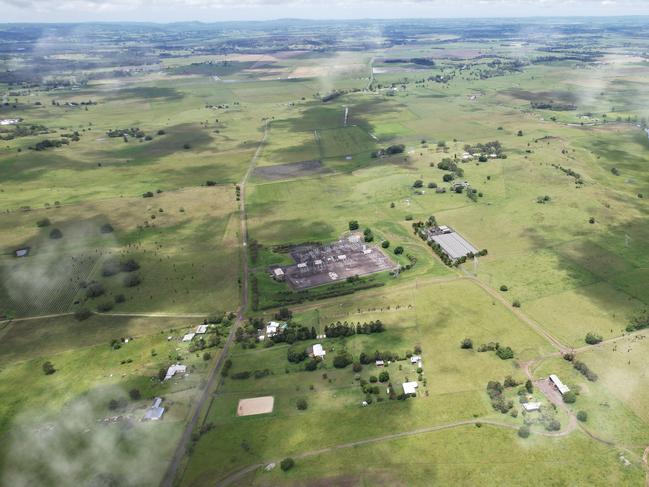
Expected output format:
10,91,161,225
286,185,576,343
1,0,649,23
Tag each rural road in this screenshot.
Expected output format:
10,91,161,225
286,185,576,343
159,121,268,487
216,417,577,486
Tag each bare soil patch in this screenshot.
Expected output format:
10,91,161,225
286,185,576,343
237,396,275,416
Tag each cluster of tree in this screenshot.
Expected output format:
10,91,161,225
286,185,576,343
573,360,598,382
324,320,385,338
585,332,603,345
536,195,551,204
101,258,140,277
486,380,514,414
371,144,405,158
29,138,70,151
531,101,577,111
552,164,584,185
477,341,514,360
333,351,353,369
230,368,271,380
363,228,374,242
359,349,407,364
383,57,435,66
107,127,146,138
626,310,649,332
188,334,221,353
437,158,464,177
0,123,49,141
348,220,359,231
463,141,504,157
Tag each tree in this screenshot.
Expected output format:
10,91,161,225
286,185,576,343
512,300,521,308
203,352,212,361
518,425,530,438
381,240,390,249
546,419,561,431
413,179,424,188
378,371,390,383
496,346,514,360
158,368,167,381
393,246,404,255
123,274,141,287
49,228,63,239
129,388,141,400
348,220,359,231
460,337,473,349
517,130,523,136
100,223,114,234
576,410,588,422
280,458,295,471
585,332,603,345
74,308,92,321
333,351,352,369
500,285,508,292
42,361,55,375
296,398,308,410
442,173,454,182
37,218,51,227
352,362,363,372
525,379,533,393
563,391,577,404
86,282,105,298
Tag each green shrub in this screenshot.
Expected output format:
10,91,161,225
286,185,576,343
585,332,603,345
296,399,308,410
577,410,588,422
518,425,530,438
280,458,295,471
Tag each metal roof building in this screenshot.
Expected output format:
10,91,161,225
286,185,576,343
549,374,570,395
143,397,165,421
431,232,478,260
402,381,418,395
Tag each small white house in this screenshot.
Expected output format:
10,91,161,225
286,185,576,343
164,364,187,381
337,255,347,261
312,344,326,358
182,332,196,342
375,360,385,367
273,268,285,277
402,381,418,395
297,262,307,269
522,402,541,412
410,355,421,364
195,324,208,334
549,374,570,395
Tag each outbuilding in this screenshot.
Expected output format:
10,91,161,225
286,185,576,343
164,364,187,381
312,344,326,358
402,381,418,395
549,374,570,395
182,332,195,342
195,324,208,334
522,402,541,412
143,397,165,421
375,360,385,367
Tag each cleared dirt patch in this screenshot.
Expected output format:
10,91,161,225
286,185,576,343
237,396,274,416
253,160,331,180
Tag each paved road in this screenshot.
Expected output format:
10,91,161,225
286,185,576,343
159,121,268,487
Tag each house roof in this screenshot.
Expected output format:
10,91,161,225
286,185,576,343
143,406,165,421
312,344,326,357
522,402,541,411
182,332,195,342
402,381,418,395
164,364,187,381
549,374,570,395
431,232,478,260
195,324,208,334
273,268,284,276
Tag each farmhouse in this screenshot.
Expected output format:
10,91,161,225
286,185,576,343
522,402,541,412
427,226,478,260
311,344,326,358
402,381,418,395
266,321,287,337
164,364,187,381
195,324,208,334
549,374,570,395
182,332,195,342
143,397,165,421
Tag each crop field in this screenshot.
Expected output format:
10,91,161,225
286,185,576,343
1,17,649,487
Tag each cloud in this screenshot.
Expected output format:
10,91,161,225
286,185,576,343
0,0,648,21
